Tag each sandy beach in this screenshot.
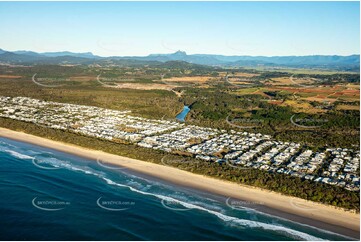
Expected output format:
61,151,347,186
0,127,359,238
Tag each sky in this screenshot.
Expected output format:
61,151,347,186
0,1,359,57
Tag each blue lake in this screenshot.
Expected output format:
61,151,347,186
176,106,190,122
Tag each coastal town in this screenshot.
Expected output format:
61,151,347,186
0,96,359,192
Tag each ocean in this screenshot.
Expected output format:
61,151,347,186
0,137,354,241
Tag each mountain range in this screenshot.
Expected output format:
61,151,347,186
0,48,359,71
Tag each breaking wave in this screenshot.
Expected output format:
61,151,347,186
3,150,33,160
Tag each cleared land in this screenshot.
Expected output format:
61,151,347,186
0,75,23,79
267,77,317,86
115,82,175,91
336,105,360,111
162,76,217,83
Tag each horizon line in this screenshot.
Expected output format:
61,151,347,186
1,48,360,58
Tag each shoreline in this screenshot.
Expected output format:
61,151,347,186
0,127,359,239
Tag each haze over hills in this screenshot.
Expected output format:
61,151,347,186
0,48,359,71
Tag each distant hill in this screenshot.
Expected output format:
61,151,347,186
143,51,360,70
40,51,100,59
0,48,359,71
12,50,43,57
11,50,100,59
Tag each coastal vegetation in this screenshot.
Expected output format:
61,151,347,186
0,63,359,211
0,117,359,211
0,65,359,148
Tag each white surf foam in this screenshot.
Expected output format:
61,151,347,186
0,141,17,149
56,160,105,177
4,149,33,160
34,156,106,178
102,177,323,241
234,202,354,240
41,158,344,241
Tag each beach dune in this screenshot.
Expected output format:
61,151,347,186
0,127,359,238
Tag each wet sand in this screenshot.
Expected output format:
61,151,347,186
0,127,359,239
